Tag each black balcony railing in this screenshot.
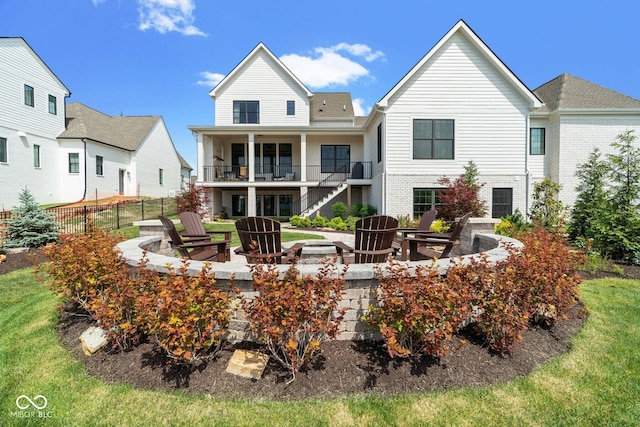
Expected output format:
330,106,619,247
202,162,372,183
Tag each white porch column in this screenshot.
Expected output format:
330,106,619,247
300,132,307,182
196,132,204,182
248,133,255,182
247,186,257,216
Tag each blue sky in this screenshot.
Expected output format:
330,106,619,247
2,0,639,170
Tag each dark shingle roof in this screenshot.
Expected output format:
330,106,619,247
59,102,160,150
534,73,640,112
310,92,355,121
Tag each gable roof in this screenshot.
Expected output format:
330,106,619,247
0,37,71,96
177,152,192,170
310,92,354,121
209,42,313,99
377,20,541,109
59,102,160,151
533,73,640,112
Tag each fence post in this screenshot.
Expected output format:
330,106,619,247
141,199,145,221
161,198,164,216
116,203,120,229
83,206,88,233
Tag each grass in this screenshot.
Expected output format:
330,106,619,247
1,267,639,426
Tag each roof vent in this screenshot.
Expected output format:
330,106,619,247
323,100,326,105
343,105,346,111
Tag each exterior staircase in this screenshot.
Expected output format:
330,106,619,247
300,182,349,218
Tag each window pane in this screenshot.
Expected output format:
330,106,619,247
413,139,431,159
1,137,7,162
434,120,453,139
96,156,103,175
414,120,432,139
287,100,295,115
433,139,454,159
159,168,164,185
279,195,292,216
232,195,246,216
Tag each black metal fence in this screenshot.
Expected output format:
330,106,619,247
1,198,177,235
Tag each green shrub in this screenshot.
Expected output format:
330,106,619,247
359,204,377,217
429,219,450,233
331,202,347,219
345,216,359,231
328,216,347,231
290,215,311,228
350,203,363,217
312,215,328,228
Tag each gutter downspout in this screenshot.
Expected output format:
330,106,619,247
524,115,530,216
374,104,387,214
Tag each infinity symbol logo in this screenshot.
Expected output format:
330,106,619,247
16,395,48,410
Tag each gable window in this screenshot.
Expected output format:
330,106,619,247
287,100,295,116
377,123,383,163
233,101,259,124
159,168,164,185
24,85,34,107
321,145,350,173
68,153,79,173
48,95,57,115
530,128,545,155
413,119,454,159
96,155,104,175
492,188,513,218
413,188,443,218
33,144,40,168
0,137,7,163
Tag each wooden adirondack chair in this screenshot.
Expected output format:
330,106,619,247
405,212,472,261
178,211,232,261
159,216,230,263
234,216,305,264
393,208,438,261
334,215,398,264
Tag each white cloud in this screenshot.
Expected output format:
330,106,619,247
196,71,225,87
137,0,206,36
352,98,371,116
331,43,385,62
90,0,107,5
280,43,384,89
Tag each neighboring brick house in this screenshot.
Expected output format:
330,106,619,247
0,38,190,208
188,20,637,219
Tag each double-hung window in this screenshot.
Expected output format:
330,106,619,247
492,188,513,218
286,100,295,116
24,85,34,107
68,153,79,173
48,95,57,115
413,119,454,159
159,168,164,185
321,145,350,173
530,128,545,155
233,101,259,124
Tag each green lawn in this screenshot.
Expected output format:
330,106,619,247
1,266,639,426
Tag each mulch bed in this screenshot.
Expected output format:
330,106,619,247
3,249,640,400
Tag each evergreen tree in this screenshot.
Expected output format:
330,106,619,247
529,178,565,230
567,149,608,240
4,188,59,248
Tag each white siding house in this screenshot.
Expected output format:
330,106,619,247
58,103,188,202
190,21,640,219
0,37,70,208
0,37,191,209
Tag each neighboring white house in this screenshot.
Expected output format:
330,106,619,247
58,102,189,202
0,37,191,209
190,20,640,219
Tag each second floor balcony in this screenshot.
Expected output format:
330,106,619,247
202,162,372,184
